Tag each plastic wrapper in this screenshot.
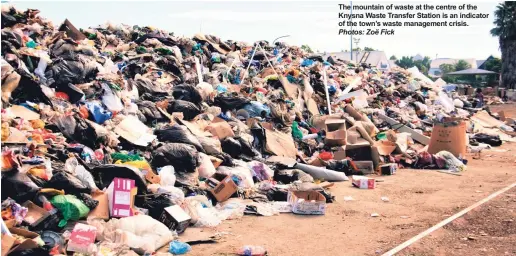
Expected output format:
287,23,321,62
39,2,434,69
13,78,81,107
247,161,274,181
158,165,176,186
214,95,250,111
65,158,100,191
169,240,191,255
217,160,254,188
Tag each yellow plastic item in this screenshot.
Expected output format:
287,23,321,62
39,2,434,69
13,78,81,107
30,119,45,129
1,122,10,141
28,167,49,180
115,160,152,171
40,188,65,195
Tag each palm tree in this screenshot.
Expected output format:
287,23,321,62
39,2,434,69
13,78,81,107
490,2,516,89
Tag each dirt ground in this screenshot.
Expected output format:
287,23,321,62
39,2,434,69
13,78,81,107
184,103,516,256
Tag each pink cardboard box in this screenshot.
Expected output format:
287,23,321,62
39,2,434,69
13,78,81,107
351,175,375,189
107,178,137,218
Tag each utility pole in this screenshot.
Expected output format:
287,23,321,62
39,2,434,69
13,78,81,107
353,37,360,62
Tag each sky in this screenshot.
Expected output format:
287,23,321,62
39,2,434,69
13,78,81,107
9,1,502,60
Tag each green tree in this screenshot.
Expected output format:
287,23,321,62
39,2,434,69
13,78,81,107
439,63,456,74
395,56,415,69
301,45,314,53
389,55,397,60
352,47,362,52
484,56,502,73
363,46,375,51
491,1,516,89
454,59,472,71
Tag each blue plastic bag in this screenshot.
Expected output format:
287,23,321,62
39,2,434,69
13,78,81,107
169,240,191,255
301,59,314,67
242,101,270,117
86,102,112,124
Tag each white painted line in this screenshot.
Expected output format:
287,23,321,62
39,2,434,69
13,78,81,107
382,181,516,256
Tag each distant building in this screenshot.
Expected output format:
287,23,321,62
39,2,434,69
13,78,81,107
412,54,423,61
428,58,477,77
323,51,392,71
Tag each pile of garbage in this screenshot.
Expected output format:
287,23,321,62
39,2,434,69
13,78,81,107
1,6,515,255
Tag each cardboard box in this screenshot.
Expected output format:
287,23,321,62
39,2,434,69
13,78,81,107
158,205,191,234
8,227,40,254
380,164,397,175
107,178,137,218
288,191,326,215
206,120,234,139
352,175,375,189
324,119,347,146
207,174,238,202
67,223,97,253
354,161,374,174
265,129,297,158
427,121,467,157
88,192,109,220
1,234,16,256
22,201,50,228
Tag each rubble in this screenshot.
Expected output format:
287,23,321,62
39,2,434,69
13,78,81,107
1,6,515,256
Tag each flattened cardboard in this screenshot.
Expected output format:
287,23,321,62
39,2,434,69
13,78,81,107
325,119,347,146
205,121,234,139
158,205,191,234
9,105,40,120
1,234,15,256
207,173,238,202
88,192,109,220
58,19,86,41
471,110,506,128
22,201,50,227
279,76,299,98
375,140,397,156
265,129,297,158
288,191,326,215
427,121,467,157
8,227,40,253
114,116,156,146
378,113,430,145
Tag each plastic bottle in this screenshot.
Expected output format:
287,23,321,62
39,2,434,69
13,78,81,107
237,246,266,256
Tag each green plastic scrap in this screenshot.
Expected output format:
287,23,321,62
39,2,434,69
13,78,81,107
50,195,90,227
110,152,144,163
292,121,303,141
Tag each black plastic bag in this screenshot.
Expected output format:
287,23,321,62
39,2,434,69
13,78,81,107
135,100,164,124
53,115,99,149
221,137,242,158
172,84,202,105
471,133,502,147
136,194,174,220
213,95,250,111
1,171,41,202
133,76,168,97
151,143,199,173
166,100,201,120
44,171,91,195
45,57,98,86
76,193,99,210
236,137,261,158
90,164,147,195
154,125,205,153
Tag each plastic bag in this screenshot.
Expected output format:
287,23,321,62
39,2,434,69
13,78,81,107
198,153,216,178
193,204,222,227
214,95,250,111
197,136,222,155
50,195,90,227
217,160,254,188
151,143,200,173
157,165,176,186
169,240,191,255
247,161,273,181
135,100,164,124
88,215,175,253
65,158,100,192
139,193,175,219
101,84,124,113
154,125,205,153
172,84,202,105
90,164,147,193
45,171,91,195
196,82,214,101
166,100,201,121
85,101,112,124
435,151,466,172
242,101,271,118
215,198,246,220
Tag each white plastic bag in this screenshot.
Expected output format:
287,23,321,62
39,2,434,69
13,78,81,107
65,158,99,191
101,84,124,112
217,160,254,188
193,204,222,227
157,186,185,204
198,153,216,178
159,166,176,186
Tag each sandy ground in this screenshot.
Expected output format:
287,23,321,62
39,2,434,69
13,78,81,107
182,103,516,256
